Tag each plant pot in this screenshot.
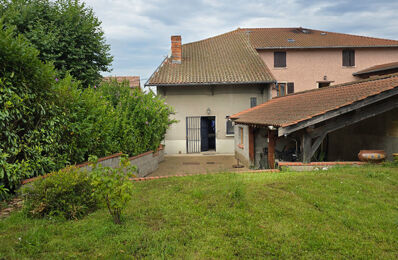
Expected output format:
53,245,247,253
358,150,386,163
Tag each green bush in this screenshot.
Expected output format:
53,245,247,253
0,21,65,191
89,156,136,224
22,167,97,220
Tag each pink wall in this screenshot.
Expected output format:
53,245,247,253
258,48,398,96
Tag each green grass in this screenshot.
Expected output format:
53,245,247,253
1,165,398,259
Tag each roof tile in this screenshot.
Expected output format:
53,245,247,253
231,74,398,127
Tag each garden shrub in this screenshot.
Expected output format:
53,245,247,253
23,167,97,220
89,155,136,224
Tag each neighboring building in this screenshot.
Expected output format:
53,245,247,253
230,74,398,168
103,76,141,90
146,27,398,155
243,28,398,95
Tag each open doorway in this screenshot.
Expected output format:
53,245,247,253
200,116,216,152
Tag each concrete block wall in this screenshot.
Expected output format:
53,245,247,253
22,147,165,185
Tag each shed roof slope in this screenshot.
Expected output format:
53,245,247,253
231,74,398,127
241,28,398,49
146,30,274,86
353,61,398,76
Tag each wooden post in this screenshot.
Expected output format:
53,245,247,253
249,126,255,163
268,129,276,169
302,132,312,163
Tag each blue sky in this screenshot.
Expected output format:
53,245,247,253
83,0,398,88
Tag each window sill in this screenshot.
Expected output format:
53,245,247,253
226,134,235,137
342,66,356,68
238,144,244,149
273,67,287,69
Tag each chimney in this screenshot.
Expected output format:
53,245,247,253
171,35,182,64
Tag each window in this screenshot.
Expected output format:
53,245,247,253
240,127,244,145
276,82,294,96
250,97,257,108
318,82,330,88
287,82,294,94
274,51,286,68
276,83,286,96
226,120,234,135
342,49,355,66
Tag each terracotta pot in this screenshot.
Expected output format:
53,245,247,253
358,150,386,163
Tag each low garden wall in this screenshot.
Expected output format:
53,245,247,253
22,146,164,185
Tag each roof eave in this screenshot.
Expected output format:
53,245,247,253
255,45,398,50
145,80,276,87
353,65,398,76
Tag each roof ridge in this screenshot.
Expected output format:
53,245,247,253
183,29,241,46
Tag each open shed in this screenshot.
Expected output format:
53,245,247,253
231,74,398,168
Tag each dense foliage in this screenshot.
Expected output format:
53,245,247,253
0,23,63,191
22,167,98,220
90,156,136,224
0,0,113,87
0,23,175,193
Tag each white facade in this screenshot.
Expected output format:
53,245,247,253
158,84,271,154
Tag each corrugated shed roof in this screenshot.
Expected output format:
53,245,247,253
231,74,398,127
242,27,398,49
146,30,275,86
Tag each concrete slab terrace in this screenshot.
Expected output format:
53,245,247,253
147,154,249,177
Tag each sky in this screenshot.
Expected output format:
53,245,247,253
83,0,398,88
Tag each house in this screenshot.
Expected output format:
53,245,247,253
103,76,141,90
145,28,398,155
230,73,398,168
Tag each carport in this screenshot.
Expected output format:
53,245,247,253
231,74,398,168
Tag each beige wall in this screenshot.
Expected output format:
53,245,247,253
158,85,270,154
259,48,398,95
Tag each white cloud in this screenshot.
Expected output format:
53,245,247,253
81,0,398,81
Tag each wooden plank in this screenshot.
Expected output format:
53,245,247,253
302,133,312,163
278,88,398,137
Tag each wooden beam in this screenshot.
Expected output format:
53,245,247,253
249,126,255,162
302,132,312,163
309,96,398,139
278,88,398,137
268,129,277,169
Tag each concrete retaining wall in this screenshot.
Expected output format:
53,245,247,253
22,146,164,184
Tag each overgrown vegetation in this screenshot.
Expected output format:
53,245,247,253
0,0,113,87
22,167,98,220
0,21,175,194
1,165,397,258
89,156,136,224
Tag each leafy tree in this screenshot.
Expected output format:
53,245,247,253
0,0,113,87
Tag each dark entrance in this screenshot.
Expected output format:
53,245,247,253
186,116,216,153
200,116,216,151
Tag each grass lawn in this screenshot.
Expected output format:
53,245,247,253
1,165,398,259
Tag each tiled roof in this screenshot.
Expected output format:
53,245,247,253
146,30,275,86
241,27,398,49
353,61,398,76
231,74,398,127
103,76,140,89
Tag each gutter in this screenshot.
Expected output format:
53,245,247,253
255,45,398,50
